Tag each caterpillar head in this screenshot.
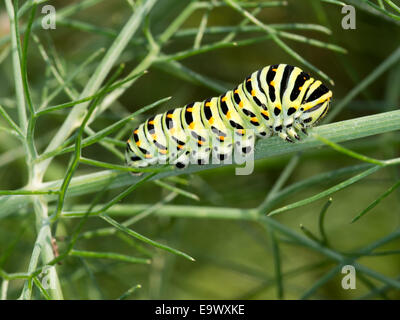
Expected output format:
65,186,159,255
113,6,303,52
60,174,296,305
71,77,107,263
299,81,332,127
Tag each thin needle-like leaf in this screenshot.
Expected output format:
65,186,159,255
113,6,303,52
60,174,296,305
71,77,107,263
223,0,335,85
268,165,382,216
99,214,195,262
319,198,333,245
69,249,150,264
351,179,400,223
314,134,385,165
117,284,142,300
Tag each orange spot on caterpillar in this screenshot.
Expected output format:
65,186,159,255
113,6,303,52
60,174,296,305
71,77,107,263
234,89,239,94
209,117,214,124
226,111,231,119
272,68,277,72
237,129,245,134
134,129,139,134
270,81,275,86
205,102,211,107
251,117,258,123
159,150,168,155
187,107,193,112
136,141,141,146
189,122,195,129
149,120,155,125
251,90,256,96
145,154,153,159
197,140,204,145
219,136,225,141
221,96,227,102
239,101,244,108
177,145,184,149
167,114,173,119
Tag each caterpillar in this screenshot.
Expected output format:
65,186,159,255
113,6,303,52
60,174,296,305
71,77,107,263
126,64,332,172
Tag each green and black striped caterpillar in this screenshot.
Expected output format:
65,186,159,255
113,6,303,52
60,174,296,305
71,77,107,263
126,64,332,172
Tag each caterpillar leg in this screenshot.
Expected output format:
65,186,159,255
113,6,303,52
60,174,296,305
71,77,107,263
276,126,300,142
278,131,294,143
294,121,308,136
272,116,302,142
125,156,148,176
287,127,300,141
173,150,191,169
128,167,145,177
125,136,151,176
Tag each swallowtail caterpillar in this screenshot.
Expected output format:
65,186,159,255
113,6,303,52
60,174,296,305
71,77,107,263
126,64,332,173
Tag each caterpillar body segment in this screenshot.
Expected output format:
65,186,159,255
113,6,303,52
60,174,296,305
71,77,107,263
126,64,333,172
202,97,233,164
182,101,212,166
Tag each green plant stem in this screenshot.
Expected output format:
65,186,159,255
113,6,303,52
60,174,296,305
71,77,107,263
258,153,301,211
2,110,400,219
300,224,322,243
35,0,158,180
63,205,258,220
76,202,400,290
0,105,24,138
318,198,332,245
270,230,283,299
32,277,51,300
223,0,334,85
301,264,343,299
34,97,171,163
39,48,105,109
5,0,27,133
69,249,150,264
267,165,381,216
77,193,178,240
351,179,400,223
20,197,63,300
1,280,9,300
6,0,62,300
313,134,385,165
325,45,400,122
384,0,400,14
99,214,195,262
117,284,141,300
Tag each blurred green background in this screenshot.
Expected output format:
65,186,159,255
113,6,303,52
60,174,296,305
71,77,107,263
0,0,399,299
